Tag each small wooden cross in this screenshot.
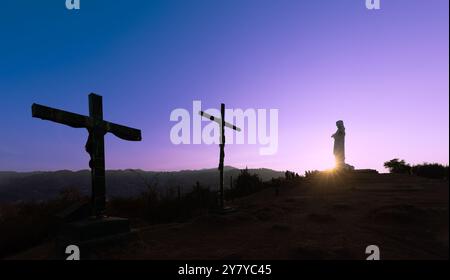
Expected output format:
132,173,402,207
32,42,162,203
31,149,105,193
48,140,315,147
32,93,142,217
199,104,241,210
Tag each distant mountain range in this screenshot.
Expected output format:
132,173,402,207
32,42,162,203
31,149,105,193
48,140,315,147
0,167,285,203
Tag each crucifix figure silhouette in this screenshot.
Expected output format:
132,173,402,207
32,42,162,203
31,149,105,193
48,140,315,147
199,103,241,211
32,93,142,217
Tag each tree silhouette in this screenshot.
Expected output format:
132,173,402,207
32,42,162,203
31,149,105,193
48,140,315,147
384,159,411,174
234,167,263,197
412,163,449,179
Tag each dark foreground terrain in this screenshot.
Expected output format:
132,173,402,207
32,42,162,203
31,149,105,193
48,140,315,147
8,172,449,260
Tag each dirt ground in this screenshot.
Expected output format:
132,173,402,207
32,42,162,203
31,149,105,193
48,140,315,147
10,173,449,260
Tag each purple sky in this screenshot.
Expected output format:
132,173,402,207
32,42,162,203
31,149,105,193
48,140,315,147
0,0,448,173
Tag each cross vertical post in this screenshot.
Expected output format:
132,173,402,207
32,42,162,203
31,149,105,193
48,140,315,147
199,103,241,212
219,103,225,209
87,94,106,217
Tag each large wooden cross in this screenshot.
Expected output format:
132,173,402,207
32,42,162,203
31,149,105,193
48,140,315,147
32,93,142,217
199,103,241,210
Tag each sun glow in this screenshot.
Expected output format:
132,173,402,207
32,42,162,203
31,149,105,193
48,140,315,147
323,156,337,172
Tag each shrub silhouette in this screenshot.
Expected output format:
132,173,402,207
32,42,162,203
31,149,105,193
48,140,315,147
231,168,263,198
0,188,88,258
1,171,283,257
184,181,217,210
285,170,300,180
384,159,411,174
384,159,449,180
305,170,320,178
411,163,449,179
108,181,217,224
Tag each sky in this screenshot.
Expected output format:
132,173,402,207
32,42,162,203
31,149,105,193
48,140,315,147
0,0,448,173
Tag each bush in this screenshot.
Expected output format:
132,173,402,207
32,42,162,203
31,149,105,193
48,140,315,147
412,163,449,179
384,159,411,174
107,181,217,224
0,188,87,258
384,159,449,180
285,170,300,180
304,170,321,179
231,168,263,198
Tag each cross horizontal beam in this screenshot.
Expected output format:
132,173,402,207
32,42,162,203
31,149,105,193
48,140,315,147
199,111,241,132
32,103,90,129
106,122,142,141
32,103,142,141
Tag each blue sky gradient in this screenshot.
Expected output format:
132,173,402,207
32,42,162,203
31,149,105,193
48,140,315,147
0,0,448,173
